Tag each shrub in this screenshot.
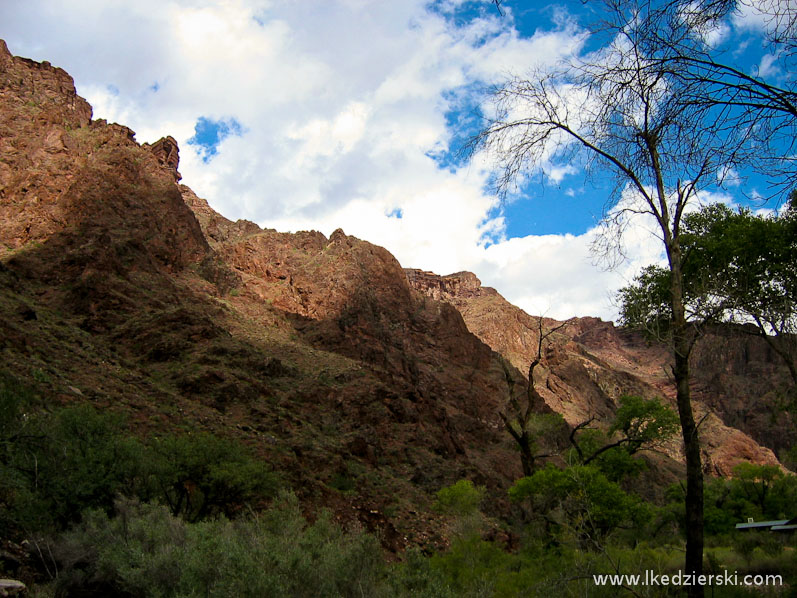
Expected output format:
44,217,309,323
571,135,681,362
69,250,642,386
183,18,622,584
55,493,389,598
145,432,280,522
4,403,147,531
434,480,485,518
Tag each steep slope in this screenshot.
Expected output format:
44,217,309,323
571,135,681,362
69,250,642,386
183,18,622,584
0,38,787,557
405,269,788,475
0,40,535,549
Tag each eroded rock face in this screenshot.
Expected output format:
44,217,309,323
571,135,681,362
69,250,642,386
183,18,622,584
0,37,790,555
0,39,92,128
0,43,207,268
404,269,487,300
406,267,787,475
145,135,182,181
0,40,527,548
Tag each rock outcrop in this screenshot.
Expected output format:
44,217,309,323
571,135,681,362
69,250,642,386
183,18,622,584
405,268,788,475
144,135,182,181
0,38,790,559
0,579,26,597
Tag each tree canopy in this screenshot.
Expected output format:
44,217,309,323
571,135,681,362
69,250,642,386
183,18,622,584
619,200,797,384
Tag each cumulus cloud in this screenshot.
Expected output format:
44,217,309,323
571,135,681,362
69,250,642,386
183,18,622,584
0,0,716,321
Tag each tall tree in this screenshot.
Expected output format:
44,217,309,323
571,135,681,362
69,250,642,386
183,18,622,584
499,318,568,477
470,3,765,591
624,0,797,193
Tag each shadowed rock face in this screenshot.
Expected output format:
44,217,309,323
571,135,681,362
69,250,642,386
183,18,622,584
0,39,788,552
404,268,790,476
0,40,207,268
0,40,529,549
144,136,182,181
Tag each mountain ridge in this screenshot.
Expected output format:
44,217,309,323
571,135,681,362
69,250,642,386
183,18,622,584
0,39,790,554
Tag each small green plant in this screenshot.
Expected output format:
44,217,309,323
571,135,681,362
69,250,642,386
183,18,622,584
31,367,51,384
434,480,485,517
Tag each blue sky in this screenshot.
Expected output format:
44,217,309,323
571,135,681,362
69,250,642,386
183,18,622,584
0,0,785,320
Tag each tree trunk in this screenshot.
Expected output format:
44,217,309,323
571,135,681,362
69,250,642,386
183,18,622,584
669,243,704,598
519,432,533,477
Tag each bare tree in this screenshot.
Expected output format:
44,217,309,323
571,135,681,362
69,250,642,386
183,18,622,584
499,317,568,477
624,0,797,195
468,3,771,591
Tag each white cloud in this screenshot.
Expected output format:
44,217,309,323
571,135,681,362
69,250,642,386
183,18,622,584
758,52,780,77
0,0,695,322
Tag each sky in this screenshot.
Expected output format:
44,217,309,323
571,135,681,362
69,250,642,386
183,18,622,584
0,0,785,320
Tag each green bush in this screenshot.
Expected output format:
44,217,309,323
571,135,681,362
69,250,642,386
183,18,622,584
0,381,279,534
510,464,652,547
4,403,147,530
146,432,280,522
434,480,485,517
55,493,389,598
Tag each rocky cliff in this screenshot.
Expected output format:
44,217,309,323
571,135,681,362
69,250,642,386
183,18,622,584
0,40,534,550
404,269,790,475
0,39,789,553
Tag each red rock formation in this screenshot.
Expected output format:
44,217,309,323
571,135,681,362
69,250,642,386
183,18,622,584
0,43,207,267
405,268,787,475
0,40,525,547
144,135,182,181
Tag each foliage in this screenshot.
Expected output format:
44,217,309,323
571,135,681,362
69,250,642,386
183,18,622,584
147,432,280,522
469,0,766,578
729,463,796,519
55,494,388,598
610,395,680,454
587,439,648,483
0,373,279,535
434,479,487,540
509,464,653,547
617,266,673,338
434,480,485,518
667,464,797,536
0,371,40,535
568,396,678,481
621,204,797,328
5,403,147,530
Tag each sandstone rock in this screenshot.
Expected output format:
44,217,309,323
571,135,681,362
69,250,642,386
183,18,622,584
0,39,92,129
406,267,787,473
0,39,208,268
180,185,260,246
145,135,181,181
405,269,489,300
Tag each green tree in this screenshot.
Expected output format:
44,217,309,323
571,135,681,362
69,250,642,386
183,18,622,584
147,432,280,522
620,202,797,386
498,320,569,477
569,396,679,476
730,463,785,516
8,404,147,529
509,464,652,548
477,2,796,587
434,480,485,518
470,2,754,581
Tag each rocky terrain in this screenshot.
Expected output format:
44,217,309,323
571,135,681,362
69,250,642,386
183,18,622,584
0,38,791,555
405,269,792,474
